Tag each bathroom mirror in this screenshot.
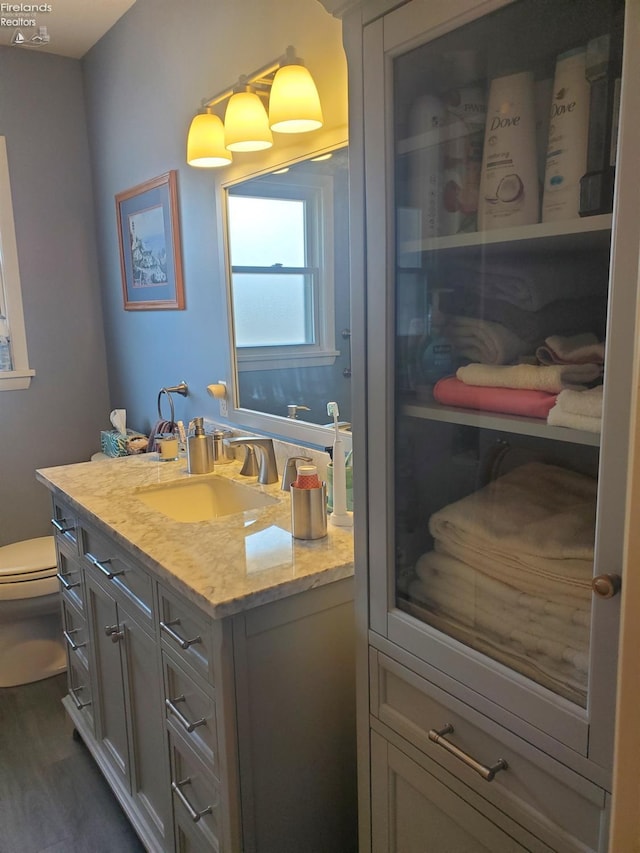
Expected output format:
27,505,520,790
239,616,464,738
221,143,351,446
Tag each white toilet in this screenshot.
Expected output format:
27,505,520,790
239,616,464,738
0,536,66,687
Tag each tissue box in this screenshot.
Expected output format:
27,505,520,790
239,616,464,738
100,429,147,458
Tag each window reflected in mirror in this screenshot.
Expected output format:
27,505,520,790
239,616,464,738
225,145,350,428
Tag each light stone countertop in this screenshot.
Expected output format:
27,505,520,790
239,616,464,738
36,453,354,620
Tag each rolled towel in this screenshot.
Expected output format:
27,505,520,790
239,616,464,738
457,362,603,393
434,376,557,419
444,315,531,364
443,255,607,311
536,333,605,366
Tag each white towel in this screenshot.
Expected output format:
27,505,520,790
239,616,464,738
536,333,605,366
428,462,597,600
457,362,603,393
547,408,601,433
556,385,603,417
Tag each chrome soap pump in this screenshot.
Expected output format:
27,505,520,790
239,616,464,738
187,417,214,474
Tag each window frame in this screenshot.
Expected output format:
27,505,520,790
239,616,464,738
227,174,338,372
0,136,34,391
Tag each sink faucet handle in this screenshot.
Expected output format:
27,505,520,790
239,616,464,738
228,436,279,485
281,455,313,491
287,404,311,419
239,445,259,477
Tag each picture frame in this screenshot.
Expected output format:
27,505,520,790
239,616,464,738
115,171,185,310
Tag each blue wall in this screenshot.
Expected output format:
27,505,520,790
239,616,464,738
83,0,347,437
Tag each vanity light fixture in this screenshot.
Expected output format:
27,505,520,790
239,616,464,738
186,45,323,167
186,109,232,168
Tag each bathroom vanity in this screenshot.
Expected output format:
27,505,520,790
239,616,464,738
37,454,356,853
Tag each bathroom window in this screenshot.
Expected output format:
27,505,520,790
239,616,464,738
227,175,338,371
0,136,34,390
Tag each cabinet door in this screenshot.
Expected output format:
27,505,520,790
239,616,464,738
119,601,170,848
371,731,547,853
363,0,638,776
85,569,129,789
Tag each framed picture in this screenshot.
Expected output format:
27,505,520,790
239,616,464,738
115,171,185,310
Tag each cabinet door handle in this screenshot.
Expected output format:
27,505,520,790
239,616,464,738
171,778,213,823
105,624,125,643
51,517,75,535
592,573,621,598
63,629,86,651
160,619,202,650
56,572,80,591
165,695,206,733
69,685,91,710
86,552,123,580
428,724,508,782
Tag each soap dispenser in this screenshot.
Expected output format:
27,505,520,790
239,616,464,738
187,417,214,474
418,289,455,389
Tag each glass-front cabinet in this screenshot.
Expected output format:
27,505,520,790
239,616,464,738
358,0,640,848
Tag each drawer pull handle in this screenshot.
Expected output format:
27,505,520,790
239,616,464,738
57,572,80,591
166,695,206,733
69,685,91,710
87,553,123,580
171,778,213,823
160,619,202,650
428,724,507,782
51,517,75,536
63,629,86,651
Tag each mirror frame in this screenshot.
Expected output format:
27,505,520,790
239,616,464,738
216,130,351,450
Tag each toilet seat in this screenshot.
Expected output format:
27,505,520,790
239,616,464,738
0,537,58,599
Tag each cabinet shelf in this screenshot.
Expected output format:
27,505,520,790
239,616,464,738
401,400,600,447
398,213,612,258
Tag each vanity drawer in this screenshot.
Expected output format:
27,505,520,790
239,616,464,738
56,537,84,610
61,596,89,670
169,731,222,853
66,652,93,731
81,524,153,625
158,585,215,683
51,497,79,551
371,650,607,853
163,650,218,775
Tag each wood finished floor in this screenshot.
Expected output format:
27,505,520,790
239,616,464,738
0,673,145,853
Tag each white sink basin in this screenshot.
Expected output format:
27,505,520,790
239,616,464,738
136,475,278,522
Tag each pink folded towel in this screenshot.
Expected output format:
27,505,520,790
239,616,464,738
434,376,557,419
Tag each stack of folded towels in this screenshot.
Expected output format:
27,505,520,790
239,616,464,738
440,257,607,364
433,332,605,429
406,461,596,706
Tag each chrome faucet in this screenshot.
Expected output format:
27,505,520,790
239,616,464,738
228,437,278,485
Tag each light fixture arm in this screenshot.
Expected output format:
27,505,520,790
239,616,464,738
200,46,301,110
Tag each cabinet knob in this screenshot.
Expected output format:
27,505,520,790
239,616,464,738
592,574,621,599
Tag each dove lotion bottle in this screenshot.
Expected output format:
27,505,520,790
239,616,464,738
478,70,539,230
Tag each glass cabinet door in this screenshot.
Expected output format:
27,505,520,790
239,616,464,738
369,0,631,764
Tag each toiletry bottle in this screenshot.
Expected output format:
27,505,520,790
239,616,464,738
478,70,539,230
542,47,591,223
187,417,214,474
0,315,12,372
419,290,454,388
408,94,447,240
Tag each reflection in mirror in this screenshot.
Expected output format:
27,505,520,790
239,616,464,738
225,145,350,429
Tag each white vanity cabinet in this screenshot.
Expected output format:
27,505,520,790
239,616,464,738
329,0,640,848
49,497,357,853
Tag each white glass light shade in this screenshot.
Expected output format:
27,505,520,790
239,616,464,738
224,91,273,152
268,64,323,133
187,113,232,167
